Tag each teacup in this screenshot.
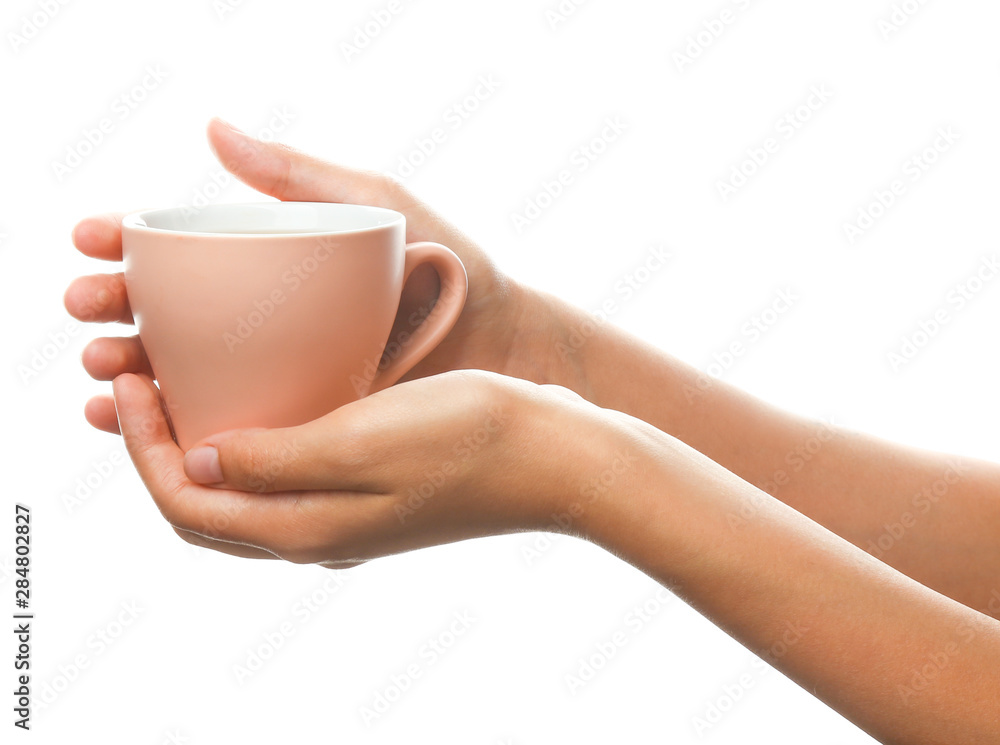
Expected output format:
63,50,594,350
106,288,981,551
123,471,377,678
121,201,468,450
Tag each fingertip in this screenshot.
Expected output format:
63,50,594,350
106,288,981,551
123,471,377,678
110,371,137,404
208,116,245,137
207,116,251,161
70,220,84,248
80,339,110,381
129,371,159,393
79,334,105,372
70,217,103,249
62,280,76,315
113,372,177,453
84,394,120,435
71,214,124,261
111,371,156,411
64,273,131,325
71,218,95,253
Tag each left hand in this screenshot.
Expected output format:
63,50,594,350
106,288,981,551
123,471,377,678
68,119,583,436
112,369,634,566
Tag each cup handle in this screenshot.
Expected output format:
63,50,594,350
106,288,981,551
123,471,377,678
367,241,468,395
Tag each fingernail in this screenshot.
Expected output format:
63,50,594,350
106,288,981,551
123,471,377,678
185,446,223,484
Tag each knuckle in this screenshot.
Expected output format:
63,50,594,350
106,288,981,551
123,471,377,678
375,170,404,195
540,382,582,402
140,461,194,522
370,171,420,214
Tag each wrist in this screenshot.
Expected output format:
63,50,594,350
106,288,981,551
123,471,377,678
526,392,673,552
506,281,666,426
569,411,698,581
504,281,595,399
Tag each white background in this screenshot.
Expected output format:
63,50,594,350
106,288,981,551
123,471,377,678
2,0,998,743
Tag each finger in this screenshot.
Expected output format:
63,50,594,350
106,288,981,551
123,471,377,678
207,116,386,204
180,374,499,496
172,527,281,560
71,213,126,261
64,273,133,324
85,394,120,434
207,118,494,284
181,411,382,494
113,372,189,499
82,336,154,381
206,118,443,238
113,372,327,558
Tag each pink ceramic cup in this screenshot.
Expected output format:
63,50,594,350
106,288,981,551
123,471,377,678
121,201,468,451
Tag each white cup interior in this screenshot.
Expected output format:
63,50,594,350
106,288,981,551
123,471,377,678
124,202,404,235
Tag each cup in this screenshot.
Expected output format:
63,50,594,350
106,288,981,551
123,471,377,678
121,201,468,450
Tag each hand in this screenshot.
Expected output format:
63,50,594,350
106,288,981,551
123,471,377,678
111,368,632,566
65,118,577,435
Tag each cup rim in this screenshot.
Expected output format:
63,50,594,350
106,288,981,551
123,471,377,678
121,201,405,238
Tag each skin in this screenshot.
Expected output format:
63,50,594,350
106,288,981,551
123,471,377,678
66,119,1000,743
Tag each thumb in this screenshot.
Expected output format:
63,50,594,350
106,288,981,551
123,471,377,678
206,116,384,205
182,415,376,494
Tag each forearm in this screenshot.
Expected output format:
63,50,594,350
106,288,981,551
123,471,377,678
523,286,1000,616
585,420,1000,745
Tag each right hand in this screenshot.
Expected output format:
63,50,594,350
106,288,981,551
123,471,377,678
111,367,623,565
65,117,577,435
